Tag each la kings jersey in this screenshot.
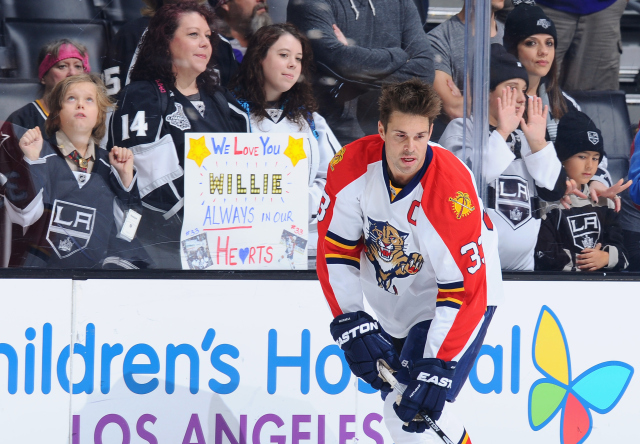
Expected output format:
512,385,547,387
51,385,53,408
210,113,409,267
3,138,144,268
317,135,503,362
109,80,249,218
536,187,629,271
439,118,564,271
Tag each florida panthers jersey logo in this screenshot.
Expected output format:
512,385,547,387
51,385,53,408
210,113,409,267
46,200,96,259
364,218,423,294
567,212,601,250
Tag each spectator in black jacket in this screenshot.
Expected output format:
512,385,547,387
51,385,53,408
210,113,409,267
108,2,249,268
103,0,238,96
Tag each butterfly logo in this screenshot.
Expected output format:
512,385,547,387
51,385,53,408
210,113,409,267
528,306,633,444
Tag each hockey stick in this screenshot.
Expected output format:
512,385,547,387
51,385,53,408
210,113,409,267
377,361,455,444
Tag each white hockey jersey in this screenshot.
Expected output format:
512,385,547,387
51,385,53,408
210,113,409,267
439,118,562,271
317,134,503,362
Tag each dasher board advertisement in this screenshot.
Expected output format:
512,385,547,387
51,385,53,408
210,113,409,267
0,279,637,443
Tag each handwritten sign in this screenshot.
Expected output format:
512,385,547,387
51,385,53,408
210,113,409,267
180,133,309,270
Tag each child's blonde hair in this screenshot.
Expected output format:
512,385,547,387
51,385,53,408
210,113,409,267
45,73,114,143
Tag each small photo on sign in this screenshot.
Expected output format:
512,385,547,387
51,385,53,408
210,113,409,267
278,230,307,269
182,233,213,270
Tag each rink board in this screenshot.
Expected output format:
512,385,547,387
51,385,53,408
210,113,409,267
0,279,637,443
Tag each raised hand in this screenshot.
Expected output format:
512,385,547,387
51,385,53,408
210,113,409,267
496,87,526,141
109,146,134,188
18,127,44,161
577,243,609,271
560,178,589,209
588,179,633,212
519,96,549,153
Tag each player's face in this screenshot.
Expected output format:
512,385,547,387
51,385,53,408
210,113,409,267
261,33,303,102
42,57,84,93
517,34,555,81
169,12,212,81
58,82,99,138
379,112,433,187
562,151,601,185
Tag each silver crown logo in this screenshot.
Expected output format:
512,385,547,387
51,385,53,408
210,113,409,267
537,19,551,29
581,236,596,249
59,237,73,252
510,207,523,221
587,131,599,145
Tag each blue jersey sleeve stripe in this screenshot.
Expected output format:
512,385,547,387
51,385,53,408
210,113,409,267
326,257,361,268
437,281,465,290
326,230,360,248
436,300,463,310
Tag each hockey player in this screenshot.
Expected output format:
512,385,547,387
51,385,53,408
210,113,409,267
317,78,503,443
535,110,629,271
440,43,572,271
5,74,146,268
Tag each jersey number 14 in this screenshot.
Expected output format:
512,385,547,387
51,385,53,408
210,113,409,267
121,112,148,140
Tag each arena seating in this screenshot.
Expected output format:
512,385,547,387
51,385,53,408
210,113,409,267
0,78,41,122
3,19,109,78
99,0,145,24
1,0,100,21
569,90,634,183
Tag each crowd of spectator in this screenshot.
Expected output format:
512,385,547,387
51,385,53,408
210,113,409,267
0,0,638,272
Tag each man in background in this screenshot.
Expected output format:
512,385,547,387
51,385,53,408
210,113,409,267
210,0,273,61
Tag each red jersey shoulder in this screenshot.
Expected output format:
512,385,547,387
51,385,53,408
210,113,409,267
421,144,481,223
326,134,383,192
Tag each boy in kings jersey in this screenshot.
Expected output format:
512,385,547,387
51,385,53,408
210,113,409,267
317,79,503,443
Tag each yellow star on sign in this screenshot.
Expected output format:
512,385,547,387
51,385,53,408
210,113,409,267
187,136,211,167
284,136,306,167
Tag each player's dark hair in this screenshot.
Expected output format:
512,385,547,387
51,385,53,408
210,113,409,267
130,1,220,96
229,23,317,130
46,73,114,143
378,78,442,131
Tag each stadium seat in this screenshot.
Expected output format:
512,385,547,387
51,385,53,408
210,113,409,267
568,90,633,183
0,78,41,123
3,19,109,79
100,0,145,23
0,0,100,20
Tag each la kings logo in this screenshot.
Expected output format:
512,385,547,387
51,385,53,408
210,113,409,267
494,175,532,229
46,200,96,259
567,212,601,250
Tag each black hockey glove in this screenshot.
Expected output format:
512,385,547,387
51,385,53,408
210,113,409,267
393,358,456,433
330,311,400,392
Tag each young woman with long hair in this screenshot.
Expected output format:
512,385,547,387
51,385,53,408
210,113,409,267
229,23,339,232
